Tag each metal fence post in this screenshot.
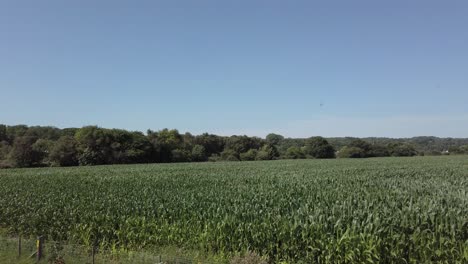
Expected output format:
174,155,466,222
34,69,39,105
36,236,43,262
92,245,95,264
18,236,21,258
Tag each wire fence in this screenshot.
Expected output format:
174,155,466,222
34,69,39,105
0,235,222,264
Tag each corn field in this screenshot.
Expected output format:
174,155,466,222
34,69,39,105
0,156,467,263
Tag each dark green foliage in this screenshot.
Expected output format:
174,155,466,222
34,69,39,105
284,146,305,159
61,128,79,137
349,139,372,153
368,144,390,157
191,145,207,162
148,128,183,162
1,124,467,168
78,147,104,166
9,136,42,167
25,126,61,140
255,150,270,160
75,126,109,165
425,150,442,156
193,133,225,157
337,146,365,158
256,144,279,160
0,125,6,142
304,137,335,159
221,149,240,161
0,141,11,160
388,143,418,157
265,133,284,146
5,125,29,143
49,136,79,166
171,149,191,162
459,145,468,154
225,136,263,157
32,138,55,165
208,154,221,162
240,149,258,161
448,146,466,154
337,139,390,158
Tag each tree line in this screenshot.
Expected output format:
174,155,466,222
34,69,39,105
0,124,467,168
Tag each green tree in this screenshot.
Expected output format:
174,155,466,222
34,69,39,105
171,149,191,162
0,124,6,142
6,125,29,140
0,141,11,160
284,146,305,159
348,139,372,156
50,136,79,166
368,144,390,157
265,133,284,146
147,128,183,162
191,145,207,162
32,138,55,165
220,149,239,161
75,126,110,165
448,146,463,154
225,136,263,158
9,136,42,167
240,149,258,161
258,144,279,160
304,137,335,159
388,143,418,157
337,146,365,158
193,133,225,157
25,126,61,140
460,145,468,154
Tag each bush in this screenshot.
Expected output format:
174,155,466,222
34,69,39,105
32,138,55,165
304,137,335,159
425,151,442,156
0,141,11,160
78,147,104,166
255,150,270,160
221,149,239,161
50,136,79,166
191,145,207,162
388,143,418,157
240,149,258,161
368,144,390,157
171,149,191,162
0,160,14,169
208,154,220,162
337,146,365,158
9,136,42,167
284,146,305,159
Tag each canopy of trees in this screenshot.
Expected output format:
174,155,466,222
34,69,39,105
0,124,467,168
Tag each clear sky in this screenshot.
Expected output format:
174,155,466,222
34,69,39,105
1,0,467,138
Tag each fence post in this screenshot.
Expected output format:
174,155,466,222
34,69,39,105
18,236,21,258
92,245,95,264
36,236,43,262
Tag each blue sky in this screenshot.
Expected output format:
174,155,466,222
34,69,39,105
1,0,467,138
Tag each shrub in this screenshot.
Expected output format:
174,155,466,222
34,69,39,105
191,145,207,162
337,146,365,158
284,146,305,159
240,149,258,161
303,137,335,159
50,136,79,166
9,136,42,167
